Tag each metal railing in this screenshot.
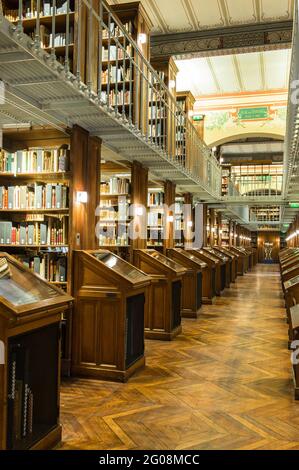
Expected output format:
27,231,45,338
0,0,222,197
284,0,299,198
224,165,283,199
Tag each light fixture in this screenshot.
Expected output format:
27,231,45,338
187,220,193,228
167,215,174,223
138,33,147,45
136,206,143,216
76,191,88,203
169,79,176,90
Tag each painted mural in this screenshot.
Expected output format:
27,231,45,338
194,91,287,147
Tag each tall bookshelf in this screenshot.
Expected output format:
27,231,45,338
176,91,196,167
147,185,165,251
98,168,131,251
2,0,89,79
221,219,230,247
0,126,102,377
150,57,178,156
100,2,153,131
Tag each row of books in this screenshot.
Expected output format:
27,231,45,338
100,178,130,195
149,106,166,120
0,184,68,210
5,0,71,21
100,90,132,107
29,26,74,49
98,233,129,246
149,124,165,139
148,192,164,206
101,67,132,85
102,44,133,62
0,149,69,174
148,212,164,227
16,254,67,283
0,220,68,246
102,21,133,40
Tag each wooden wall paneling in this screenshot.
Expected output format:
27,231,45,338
257,231,281,263
164,180,176,252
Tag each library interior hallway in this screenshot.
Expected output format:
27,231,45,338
60,264,299,451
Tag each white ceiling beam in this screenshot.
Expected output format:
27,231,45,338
206,58,222,93
232,55,244,92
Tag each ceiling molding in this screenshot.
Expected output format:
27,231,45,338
142,0,168,34
182,0,199,30
151,20,292,59
218,0,230,26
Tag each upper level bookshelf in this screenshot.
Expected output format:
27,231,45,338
100,2,153,131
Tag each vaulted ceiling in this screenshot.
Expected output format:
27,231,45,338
175,49,291,97
109,0,294,34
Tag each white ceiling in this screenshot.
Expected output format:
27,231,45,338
175,49,291,97
109,0,294,34
221,142,284,154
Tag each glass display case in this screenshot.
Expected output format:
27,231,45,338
72,250,151,381
0,253,73,451
188,249,221,297
203,247,230,289
133,249,187,340
167,248,205,318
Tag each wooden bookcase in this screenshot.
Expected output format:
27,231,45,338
176,91,195,167
150,56,178,157
0,125,101,376
2,0,91,80
101,1,153,131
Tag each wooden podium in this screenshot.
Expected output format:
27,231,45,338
214,246,237,283
203,247,230,289
167,248,204,319
72,250,151,382
0,253,72,450
133,250,187,340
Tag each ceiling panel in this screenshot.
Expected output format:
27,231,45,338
187,0,225,29
108,0,294,34
175,49,291,97
263,50,290,90
236,52,262,92
176,58,219,95
261,0,293,21
225,0,256,24
209,55,240,93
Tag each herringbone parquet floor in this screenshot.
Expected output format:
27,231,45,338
60,264,299,450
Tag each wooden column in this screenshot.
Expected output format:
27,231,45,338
70,125,101,253
184,193,193,248
210,208,216,246
131,161,148,252
164,180,176,252
203,204,208,246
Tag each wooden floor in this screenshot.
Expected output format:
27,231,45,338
60,264,299,450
